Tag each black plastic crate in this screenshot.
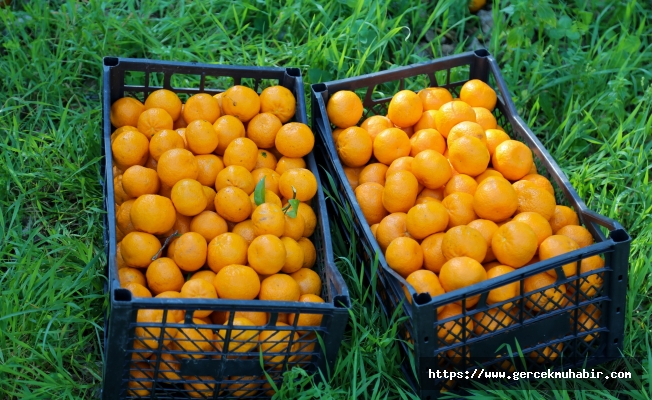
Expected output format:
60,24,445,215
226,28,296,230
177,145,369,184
101,57,350,399
311,50,631,397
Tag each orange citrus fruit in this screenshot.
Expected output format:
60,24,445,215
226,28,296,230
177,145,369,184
326,90,363,129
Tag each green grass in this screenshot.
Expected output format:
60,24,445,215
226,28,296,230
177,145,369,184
0,0,650,399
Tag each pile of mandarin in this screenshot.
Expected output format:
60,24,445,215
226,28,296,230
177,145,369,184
327,80,604,347
109,84,325,395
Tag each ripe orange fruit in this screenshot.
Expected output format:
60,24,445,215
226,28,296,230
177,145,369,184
157,148,199,188
474,308,513,335
259,274,301,301
184,120,219,155
376,213,409,251
190,211,228,242
343,167,361,190
252,203,286,237
146,257,185,295
444,174,478,197
409,128,446,156
448,136,490,177
290,268,321,296
216,317,259,352
206,232,249,273
112,130,150,170
214,186,252,223
404,269,445,307
387,90,423,127
473,177,518,222
121,231,162,268
190,270,217,285
149,129,185,161
475,168,504,184
486,265,518,305
248,234,286,275
411,149,452,189
326,90,363,129
173,108,187,129
485,128,510,156
173,232,208,272
512,181,556,220
355,182,389,226
492,140,533,181
223,137,258,171
183,93,221,124
447,121,487,146
382,171,419,213
288,293,325,328
296,203,317,237
467,219,499,263
280,237,305,274
137,108,174,139
275,156,306,175
460,79,497,111
259,322,300,365
213,264,260,300
279,168,317,202
524,273,566,312
512,212,553,247
282,213,305,241
274,122,315,158
124,282,152,298
473,107,497,130
229,219,255,245
437,304,474,344
385,237,423,277
180,279,217,318
246,112,282,149
576,303,601,342
297,237,317,269
121,166,160,199
171,179,207,217
259,85,296,123
336,126,373,168
358,163,388,186
492,221,538,268
174,318,214,357
222,85,260,123
119,267,146,287
251,168,281,196
214,165,255,195
556,225,593,248
435,101,476,138
386,156,415,178
549,205,580,233
255,149,278,170
110,97,145,128
578,255,604,297
212,115,245,155
421,232,446,273
417,187,445,203
182,377,216,398
539,235,580,278
519,174,554,196
194,154,224,187
413,110,438,132
373,128,411,165
249,189,282,211
406,201,449,240
164,211,192,237
418,87,453,111
439,257,487,307
441,192,477,228
360,115,393,141
441,226,487,263
144,89,182,121
130,194,176,235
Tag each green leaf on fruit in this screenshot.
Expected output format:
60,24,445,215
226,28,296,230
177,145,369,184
254,177,266,206
286,199,300,218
